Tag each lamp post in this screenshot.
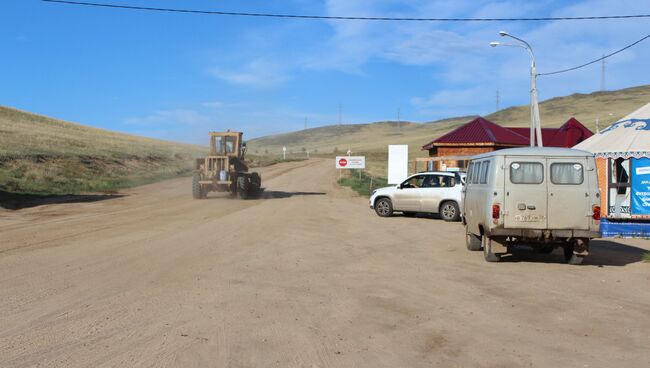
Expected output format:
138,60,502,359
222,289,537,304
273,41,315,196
490,31,543,147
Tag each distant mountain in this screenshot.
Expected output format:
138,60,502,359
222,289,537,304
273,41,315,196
248,84,650,156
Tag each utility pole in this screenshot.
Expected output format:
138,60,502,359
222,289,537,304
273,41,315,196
397,108,401,133
600,54,606,91
491,31,543,147
496,90,500,112
338,103,342,126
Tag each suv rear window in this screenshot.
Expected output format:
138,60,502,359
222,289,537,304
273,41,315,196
510,162,544,184
551,163,584,185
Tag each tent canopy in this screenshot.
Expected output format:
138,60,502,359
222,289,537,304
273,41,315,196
573,102,650,158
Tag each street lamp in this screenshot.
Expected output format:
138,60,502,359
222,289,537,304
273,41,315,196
490,31,543,147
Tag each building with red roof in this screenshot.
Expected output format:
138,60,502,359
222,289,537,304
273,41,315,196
418,117,593,171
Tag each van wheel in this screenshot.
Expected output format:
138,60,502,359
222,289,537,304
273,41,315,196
374,198,393,217
482,236,501,262
563,244,584,265
465,229,482,251
440,201,460,222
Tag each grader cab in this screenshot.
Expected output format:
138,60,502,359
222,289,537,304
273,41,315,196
192,131,261,199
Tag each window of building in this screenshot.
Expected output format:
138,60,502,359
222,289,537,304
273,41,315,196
609,158,630,195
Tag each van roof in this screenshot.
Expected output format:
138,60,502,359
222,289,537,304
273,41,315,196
470,146,594,160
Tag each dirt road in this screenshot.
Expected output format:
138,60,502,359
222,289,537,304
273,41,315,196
1,159,649,368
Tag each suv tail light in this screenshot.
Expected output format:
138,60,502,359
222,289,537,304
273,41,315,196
492,204,500,220
592,205,601,221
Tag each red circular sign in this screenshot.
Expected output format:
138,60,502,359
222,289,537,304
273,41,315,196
338,158,348,167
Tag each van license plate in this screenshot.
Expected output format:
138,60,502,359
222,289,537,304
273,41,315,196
514,214,545,222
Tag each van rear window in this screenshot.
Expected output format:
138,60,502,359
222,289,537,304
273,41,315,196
470,162,481,184
479,161,490,184
510,162,543,184
551,163,584,185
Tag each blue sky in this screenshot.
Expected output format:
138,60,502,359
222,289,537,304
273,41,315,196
2,0,650,143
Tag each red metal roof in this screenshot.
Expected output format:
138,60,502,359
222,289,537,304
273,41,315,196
508,118,593,147
422,117,593,150
422,117,528,150
508,128,557,145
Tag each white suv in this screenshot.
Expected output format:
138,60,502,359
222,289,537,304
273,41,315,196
369,171,465,221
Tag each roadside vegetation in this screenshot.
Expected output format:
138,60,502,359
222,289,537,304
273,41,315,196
643,252,650,263
0,105,205,195
338,169,388,197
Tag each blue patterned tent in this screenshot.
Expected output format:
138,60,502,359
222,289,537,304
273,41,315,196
574,103,650,238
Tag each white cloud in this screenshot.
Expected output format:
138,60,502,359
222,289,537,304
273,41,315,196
209,58,289,88
124,109,212,127
202,101,225,109
198,0,650,123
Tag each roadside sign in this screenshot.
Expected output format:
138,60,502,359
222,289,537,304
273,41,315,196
388,145,408,184
336,156,365,169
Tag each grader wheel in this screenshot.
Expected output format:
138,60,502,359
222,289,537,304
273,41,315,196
192,173,206,199
237,176,250,199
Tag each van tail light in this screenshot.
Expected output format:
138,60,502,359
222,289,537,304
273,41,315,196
592,205,601,221
492,204,500,220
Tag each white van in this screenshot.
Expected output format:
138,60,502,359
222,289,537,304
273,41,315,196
462,147,600,264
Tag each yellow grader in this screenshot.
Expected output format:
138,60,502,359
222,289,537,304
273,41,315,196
192,131,261,199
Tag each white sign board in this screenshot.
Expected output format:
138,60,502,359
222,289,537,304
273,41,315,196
388,145,408,184
336,156,365,169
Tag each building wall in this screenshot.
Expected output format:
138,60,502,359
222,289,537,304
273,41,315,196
429,146,497,170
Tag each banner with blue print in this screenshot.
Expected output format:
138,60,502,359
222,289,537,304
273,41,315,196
631,157,650,215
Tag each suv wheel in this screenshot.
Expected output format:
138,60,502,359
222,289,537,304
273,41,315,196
374,198,393,217
440,201,460,222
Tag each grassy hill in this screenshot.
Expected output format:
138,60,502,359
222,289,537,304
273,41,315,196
248,84,650,176
0,106,205,195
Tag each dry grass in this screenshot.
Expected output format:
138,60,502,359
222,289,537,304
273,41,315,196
248,84,650,178
0,106,206,194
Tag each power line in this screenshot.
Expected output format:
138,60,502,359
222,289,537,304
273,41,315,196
41,1,650,22
538,32,650,76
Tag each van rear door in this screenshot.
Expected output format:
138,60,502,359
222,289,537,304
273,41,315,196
504,157,548,229
547,158,590,230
